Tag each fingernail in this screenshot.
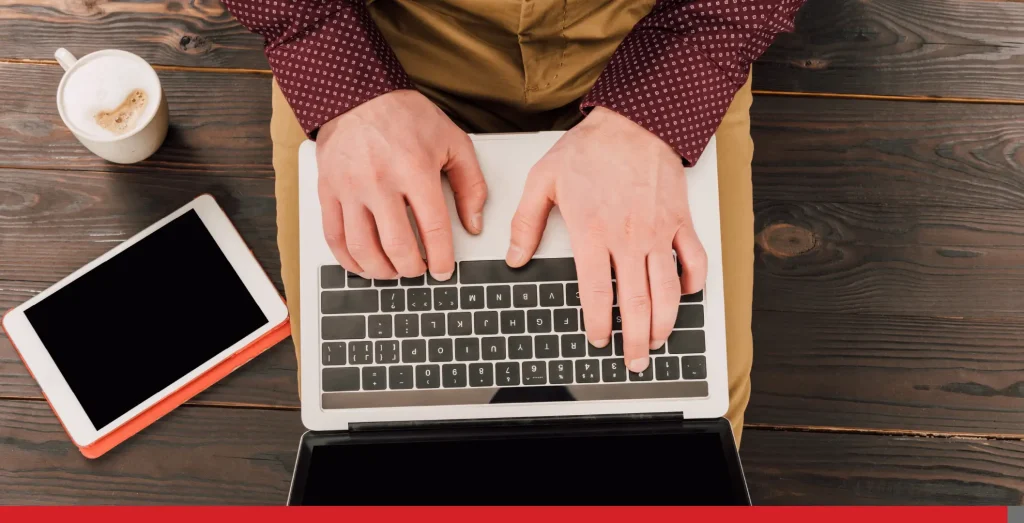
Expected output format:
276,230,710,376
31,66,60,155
431,270,453,282
506,244,523,265
628,357,650,373
592,338,610,348
471,213,483,233
650,340,665,350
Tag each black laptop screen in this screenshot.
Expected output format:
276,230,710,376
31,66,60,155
298,428,746,505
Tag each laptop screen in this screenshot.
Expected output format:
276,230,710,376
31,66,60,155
295,424,748,505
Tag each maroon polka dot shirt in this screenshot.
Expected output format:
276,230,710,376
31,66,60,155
222,0,804,165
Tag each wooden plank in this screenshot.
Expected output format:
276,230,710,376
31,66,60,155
0,63,273,176
754,201,1024,318
743,429,1024,505
751,97,1024,209
0,400,301,504
754,0,1024,100
0,0,268,69
747,311,1024,435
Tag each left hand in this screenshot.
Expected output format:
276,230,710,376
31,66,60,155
506,107,707,373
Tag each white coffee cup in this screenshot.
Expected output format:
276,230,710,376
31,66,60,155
55,48,169,164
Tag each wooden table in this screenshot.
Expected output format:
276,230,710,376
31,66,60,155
2,0,1024,505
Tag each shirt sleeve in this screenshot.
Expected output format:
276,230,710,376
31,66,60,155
222,0,413,139
581,0,805,165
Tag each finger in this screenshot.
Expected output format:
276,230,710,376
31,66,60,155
613,253,653,373
406,182,456,281
444,130,488,235
319,195,363,274
507,168,554,267
574,242,614,348
371,195,428,278
673,224,708,295
343,203,398,279
647,246,681,350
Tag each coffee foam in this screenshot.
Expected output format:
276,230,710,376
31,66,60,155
61,55,159,139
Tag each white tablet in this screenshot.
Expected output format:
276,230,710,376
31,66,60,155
2,195,288,448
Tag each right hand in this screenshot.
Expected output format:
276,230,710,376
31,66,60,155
316,90,488,280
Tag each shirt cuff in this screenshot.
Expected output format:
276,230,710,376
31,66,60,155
581,32,740,166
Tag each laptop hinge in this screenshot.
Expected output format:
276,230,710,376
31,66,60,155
348,411,687,434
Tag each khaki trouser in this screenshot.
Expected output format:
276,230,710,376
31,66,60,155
271,0,754,445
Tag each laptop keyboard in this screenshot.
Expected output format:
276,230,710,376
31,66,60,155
319,258,706,396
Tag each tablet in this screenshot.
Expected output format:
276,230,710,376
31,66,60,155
2,195,288,449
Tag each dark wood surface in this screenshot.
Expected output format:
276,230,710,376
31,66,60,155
2,0,1024,506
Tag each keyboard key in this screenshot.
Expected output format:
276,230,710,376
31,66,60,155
402,339,426,363
469,363,494,387
561,334,587,358
513,284,538,308
434,287,459,310
474,311,499,335
456,338,480,361
460,286,486,309
362,366,387,390
527,309,552,333
368,315,392,338
400,275,425,286
389,365,414,389
323,367,360,392
575,359,600,383
566,283,581,306
447,312,472,336
668,330,706,354
539,283,564,307
381,289,405,312
682,356,707,379
487,285,511,309
601,359,627,382
428,339,454,362
460,258,577,284
395,314,419,338
650,337,667,355
374,340,400,364
482,337,507,360
613,333,624,357
374,279,398,287
321,289,379,314
508,335,533,359
501,310,526,334
320,265,346,289
348,341,373,365
682,290,703,303
588,339,613,358
628,365,655,382
442,364,468,388
611,307,622,331
496,362,520,386
421,313,445,337
416,365,440,388
549,360,573,384
427,265,457,285
408,288,432,311
553,308,578,332
675,305,705,328
534,335,559,358
655,357,681,380
522,361,547,385
322,342,346,366
347,273,372,288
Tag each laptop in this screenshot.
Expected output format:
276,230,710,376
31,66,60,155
291,132,748,504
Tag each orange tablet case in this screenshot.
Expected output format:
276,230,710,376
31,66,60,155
3,313,290,459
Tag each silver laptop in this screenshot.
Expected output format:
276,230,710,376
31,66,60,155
297,131,728,430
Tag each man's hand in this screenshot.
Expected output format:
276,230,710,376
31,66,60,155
317,90,487,280
507,107,707,373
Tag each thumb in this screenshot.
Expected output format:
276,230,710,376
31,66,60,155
507,166,554,267
444,130,488,235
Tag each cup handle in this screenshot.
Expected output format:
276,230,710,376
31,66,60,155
55,48,78,71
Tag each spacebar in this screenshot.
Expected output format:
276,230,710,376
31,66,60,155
459,258,577,284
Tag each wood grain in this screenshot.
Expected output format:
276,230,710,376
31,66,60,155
750,97,1024,209
743,429,1024,505
0,0,268,69
0,63,273,176
754,0,1024,100
747,311,1024,435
